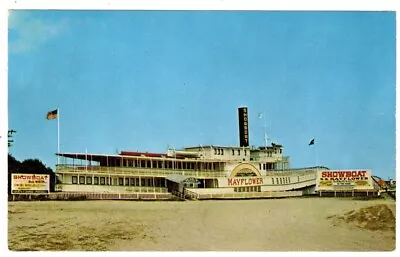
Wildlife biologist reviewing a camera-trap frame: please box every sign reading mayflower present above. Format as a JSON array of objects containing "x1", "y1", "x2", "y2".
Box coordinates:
[
  {"x1": 11, "y1": 174, "x2": 50, "y2": 194},
  {"x1": 316, "y1": 170, "x2": 373, "y2": 191}
]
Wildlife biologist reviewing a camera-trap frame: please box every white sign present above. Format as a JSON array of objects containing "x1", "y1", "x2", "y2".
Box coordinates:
[
  {"x1": 316, "y1": 170, "x2": 373, "y2": 191},
  {"x1": 11, "y1": 174, "x2": 50, "y2": 194}
]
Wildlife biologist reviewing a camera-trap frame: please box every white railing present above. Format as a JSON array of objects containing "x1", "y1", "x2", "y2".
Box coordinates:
[
  {"x1": 56, "y1": 165, "x2": 228, "y2": 178},
  {"x1": 196, "y1": 191, "x2": 303, "y2": 199}
]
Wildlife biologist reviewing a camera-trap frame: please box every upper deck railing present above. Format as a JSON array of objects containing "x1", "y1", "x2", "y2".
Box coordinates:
[{"x1": 56, "y1": 165, "x2": 228, "y2": 178}]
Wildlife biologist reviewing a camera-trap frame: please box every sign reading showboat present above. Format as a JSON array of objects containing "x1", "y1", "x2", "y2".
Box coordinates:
[
  {"x1": 11, "y1": 174, "x2": 50, "y2": 194},
  {"x1": 316, "y1": 170, "x2": 373, "y2": 191}
]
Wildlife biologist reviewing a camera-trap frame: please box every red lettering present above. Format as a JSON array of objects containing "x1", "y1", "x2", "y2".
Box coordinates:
[
  {"x1": 228, "y1": 178, "x2": 233, "y2": 186},
  {"x1": 351, "y1": 171, "x2": 357, "y2": 177},
  {"x1": 338, "y1": 172, "x2": 345, "y2": 178},
  {"x1": 240, "y1": 179, "x2": 245, "y2": 185}
]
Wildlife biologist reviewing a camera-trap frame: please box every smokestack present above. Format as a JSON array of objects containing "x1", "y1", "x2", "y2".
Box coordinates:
[{"x1": 238, "y1": 107, "x2": 249, "y2": 147}]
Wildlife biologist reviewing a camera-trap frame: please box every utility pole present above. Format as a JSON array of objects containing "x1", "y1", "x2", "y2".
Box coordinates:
[{"x1": 8, "y1": 129, "x2": 17, "y2": 147}]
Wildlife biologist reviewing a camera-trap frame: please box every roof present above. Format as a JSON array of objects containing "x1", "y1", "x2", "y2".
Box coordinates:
[
  {"x1": 56, "y1": 152, "x2": 170, "y2": 162},
  {"x1": 56, "y1": 152, "x2": 124, "y2": 162},
  {"x1": 184, "y1": 145, "x2": 251, "y2": 150},
  {"x1": 120, "y1": 151, "x2": 167, "y2": 158}
]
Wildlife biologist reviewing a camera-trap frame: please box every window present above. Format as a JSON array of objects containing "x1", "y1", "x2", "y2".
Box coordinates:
[
  {"x1": 136, "y1": 178, "x2": 140, "y2": 186},
  {"x1": 214, "y1": 148, "x2": 217, "y2": 155},
  {"x1": 280, "y1": 149, "x2": 282, "y2": 154},
  {"x1": 263, "y1": 163, "x2": 266, "y2": 170},
  {"x1": 72, "y1": 176, "x2": 78, "y2": 184},
  {"x1": 232, "y1": 149, "x2": 235, "y2": 155},
  {"x1": 238, "y1": 149, "x2": 241, "y2": 155},
  {"x1": 119, "y1": 178, "x2": 124, "y2": 186},
  {"x1": 244, "y1": 150, "x2": 247, "y2": 156},
  {"x1": 272, "y1": 178, "x2": 274, "y2": 184},
  {"x1": 86, "y1": 177, "x2": 92, "y2": 185},
  {"x1": 94, "y1": 177, "x2": 99, "y2": 185},
  {"x1": 125, "y1": 178, "x2": 129, "y2": 186},
  {"x1": 79, "y1": 176, "x2": 85, "y2": 184},
  {"x1": 221, "y1": 149, "x2": 224, "y2": 155},
  {"x1": 100, "y1": 177, "x2": 105, "y2": 185},
  {"x1": 130, "y1": 178, "x2": 135, "y2": 186}
]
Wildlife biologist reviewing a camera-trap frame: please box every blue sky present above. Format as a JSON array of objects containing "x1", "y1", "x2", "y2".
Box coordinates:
[{"x1": 7, "y1": 11, "x2": 396, "y2": 179}]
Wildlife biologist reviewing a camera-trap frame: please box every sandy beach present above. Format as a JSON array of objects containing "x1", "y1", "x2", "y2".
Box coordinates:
[{"x1": 8, "y1": 197, "x2": 396, "y2": 251}]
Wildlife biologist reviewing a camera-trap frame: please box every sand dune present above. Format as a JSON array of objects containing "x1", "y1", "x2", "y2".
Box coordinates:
[{"x1": 8, "y1": 197, "x2": 396, "y2": 251}]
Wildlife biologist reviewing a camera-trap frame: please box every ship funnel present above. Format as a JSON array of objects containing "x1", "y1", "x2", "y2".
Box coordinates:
[{"x1": 238, "y1": 107, "x2": 249, "y2": 147}]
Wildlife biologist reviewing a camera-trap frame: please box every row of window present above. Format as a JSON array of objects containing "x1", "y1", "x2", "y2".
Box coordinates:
[
  {"x1": 214, "y1": 148, "x2": 225, "y2": 155},
  {"x1": 259, "y1": 163, "x2": 276, "y2": 170},
  {"x1": 234, "y1": 186, "x2": 261, "y2": 192},
  {"x1": 110, "y1": 159, "x2": 220, "y2": 171},
  {"x1": 213, "y1": 148, "x2": 249, "y2": 156},
  {"x1": 271, "y1": 177, "x2": 291, "y2": 185},
  {"x1": 231, "y1": 149, "x2": 247, "y2": 156},
  {"x1": 71, "y1": 176, "x2": 166, "y2": 187}
]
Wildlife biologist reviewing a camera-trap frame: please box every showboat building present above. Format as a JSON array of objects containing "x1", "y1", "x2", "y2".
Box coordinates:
[{"x1": 55, "y1": 107, "x2": 375, "y2": 200}]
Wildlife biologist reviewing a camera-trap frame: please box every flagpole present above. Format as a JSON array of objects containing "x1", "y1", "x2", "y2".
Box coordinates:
[
  {"x1": 259, "y1": 112, "x2": 268, "y2": 148},
  {"x1": 57, "y1": 107, "x2": 60, "y2": 164},
  {"x1": 263, "y1": 114, "x2": 267, "y2": 148}
]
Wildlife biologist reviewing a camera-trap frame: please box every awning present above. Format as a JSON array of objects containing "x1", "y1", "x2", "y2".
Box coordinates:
[
  {"x1": 166, "y1": 174, "x2": 189, "y2": 184},
  {"x1": 166, "y1": 174, "x2": 200, "y2": 185}
]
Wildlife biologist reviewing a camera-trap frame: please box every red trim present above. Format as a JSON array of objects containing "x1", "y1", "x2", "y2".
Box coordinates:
[{"x1": 120, "y1": 151, "x2": 167, "y2": 158}]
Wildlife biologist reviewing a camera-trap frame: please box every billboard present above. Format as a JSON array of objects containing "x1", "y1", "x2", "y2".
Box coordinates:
[
  {"x1": 238, "y1": 107, "x2": 249, "y2": 147},
  {"x1": 316, "y1": 170, "x2": 373, "y2": 191},
  {"x1": 11, "y1": 174, "x2": 50, "y2": 194}
]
